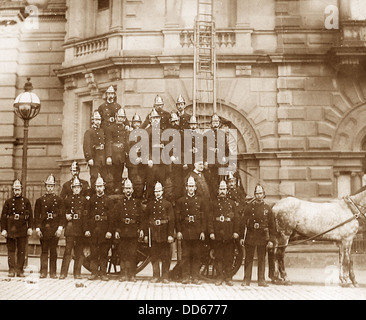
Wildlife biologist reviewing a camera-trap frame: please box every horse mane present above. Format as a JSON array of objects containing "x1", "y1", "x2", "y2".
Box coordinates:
[{"x1": 350, "y1": 186, "x2": 366, "y2": 205}]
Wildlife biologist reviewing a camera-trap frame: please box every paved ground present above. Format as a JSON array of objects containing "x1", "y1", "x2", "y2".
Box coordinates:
[{"x1": 1, "y1": 256, "x2": 366, "y2": 300}]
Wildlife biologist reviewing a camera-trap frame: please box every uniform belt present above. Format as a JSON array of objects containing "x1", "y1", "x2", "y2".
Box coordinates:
[
  {"x1": 94, "y1": 144, "x2": 104, "y2": 150},
  {"x1": 94, "y1": 214, "x2": 108, "y2": 221},
  {"x1": 72, "y1": 213, "x2": 80, "y2": 220},
  {"x1": 184, "y1": 215, "x2": 197, "y2": 222},
  {"x1": 113, "y1": 143, "x2": 124, "y2": 148},
  {"x1": 215, "y1": 216, "x2": 231, "y2": 222},
  {"x1": 45, "y1": 212, "x2": 57, "y2": 220},
  {"x1": 151, "y1": 219, "x2": 168, "y2": 226},
  {"x1": 123, "y1": 217, "x2": 136, "y2": 224},
  {"x1": 8, "y1": 214, "x2": 29, "y2": 221}
]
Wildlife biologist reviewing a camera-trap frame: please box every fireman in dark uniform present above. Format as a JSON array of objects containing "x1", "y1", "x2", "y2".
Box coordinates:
[
  {"x1": 227, "y1": 171, "x2": 247, "y2": 227},
  {"x1": 208, "y1": 180, "x2": 240, "y2": 286},
  {"x1": 97, "y1": 85, "x2": 129, "y2": 131},
  {"x1": 175, "y1": 94, "x2": 191, "y2": 130},
  {"x1": 184, "y1": 160, "x2": 212, "y2": 203},
  {"x1": 105, "y1": 107, "x2": 130, "y2": 193},
  {"x1": 142, "y1": 95, "x2": 171, "y2": 131},
  {"x1": 60, "y1": 161, "x2": 91, "y2": 200},
  {"x1": 114, "y1": 179, "x2": 143, "y2": 282},
  {"x1": 1, "y1": 179, "x2": 33, "y2": 277},
  {"x1": 143, "y1": 181, "x2": 175, "y2": 283},
  {"x1": 204, "y1": 114, "x2": 230, "y2": 192},
  {"x1": 145, "y1": 109, "x2": 167, "y2": 199},
  {"x1": 83, "y1": 110, "x2": 107, "y2": 189},
  {"x1": 165, "y1": 112, "x2": 185, "y2": 203},
  {"x1": 175, "y1": 176, "x2": 208, "y2": 285},
  {"x1": 34, "y1": 174, "x2": 64, "y2": 278},
  {"x1": 85, "y1": 174, "x2": 113, "y2": 281},
  {"x1": 183, "y1": 115, "x2": 205, "y2": 173},
  {"x1": 59, "y1": 176, "x2": 89, "y2": 280},
  {"x1": 126, "y1": 113, "x2": 147, "y2": 199},
  {"x1": 241, "y1": 184, "x2": 274, "y2": 287}
]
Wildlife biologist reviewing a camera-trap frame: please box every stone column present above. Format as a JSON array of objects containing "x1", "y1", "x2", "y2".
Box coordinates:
[
  {"x1": 351, "y1": 171, "x2": 363, "y2": 194},
  {"x1": 110, "y1": 0, "x2": 123, "y2": 31},
  {"x1": 66, "y1": 0, "x2": 85, "y2": 41}
]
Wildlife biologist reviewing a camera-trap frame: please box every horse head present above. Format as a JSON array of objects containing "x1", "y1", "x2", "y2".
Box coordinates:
[{"x1": 349, "y1": 187, "x2": 366, "y2": 220}]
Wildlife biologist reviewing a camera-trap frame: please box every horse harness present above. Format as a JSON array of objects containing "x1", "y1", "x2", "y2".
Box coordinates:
[{"x1": 277, "y1": 195, "x2": 366, "y2": 248}]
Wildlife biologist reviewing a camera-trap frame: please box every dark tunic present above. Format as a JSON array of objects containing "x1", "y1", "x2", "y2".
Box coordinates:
[
  {"x1": 34, "y1": 193, "x2": 63, "y2": 239},
  {"x1": 1, "y1": 196, "x2": 33, "y2": 238}
]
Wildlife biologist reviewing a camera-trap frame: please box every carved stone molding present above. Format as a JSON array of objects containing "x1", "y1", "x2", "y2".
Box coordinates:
[
  {"x1": 164, "y1": 64, "x2": 180, "y2": 78},
  {"x1": 107, "y1": 68, "x2": 121, "y2": 81},
  {"x1": 64, "y1": 76, "x2": 77, "y2": 90},
  {"x1": 84, "y1": 72, "x2": 99, "y2": 95}
]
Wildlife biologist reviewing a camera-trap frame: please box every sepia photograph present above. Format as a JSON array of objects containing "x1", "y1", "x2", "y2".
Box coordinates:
[{"x1": 0, "y1": 0, "x2": 366, "y2": 306}]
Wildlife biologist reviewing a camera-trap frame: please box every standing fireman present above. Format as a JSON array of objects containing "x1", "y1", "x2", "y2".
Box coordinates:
[
  {"x1": 1, "y1": 179, "x2": 33, "y2": 277},
  {"x1": 208, "y1": 180, "x2": 239, "y2": 286},
  {"x1": 241, "y1": 184, "x2": 274, "y2": 287},
  {"x1": 114, "y1": 179, "x2": 143, "y2": 282},
  {"x1": 60, "y1": 161, "x2": 91, "y2": 200},
  {"x1": 59, "y1": 176, "x2": 89, "y2": 279},
  {"x1": 83, "y1": 110, "x2": 107, "y2": 189},
  {"x1": 105, "y1": 107, "x2": 130, "y2": 194},
  {"x1": 175, "y1": 176, "x2": 208, "y2": 285},
  {"x1": 143, "y1": 181, "x2": 175, "y2": 283},
  {"x1": 85, "y1": 174, "x2": 113, "y2": 281},
  {"x1": 34, "y1": 174, "x2": 64, "y2": 278}
]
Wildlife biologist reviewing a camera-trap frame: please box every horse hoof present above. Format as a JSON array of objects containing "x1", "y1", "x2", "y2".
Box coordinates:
[
  {"x1": 352, "y1": 282, "x2": 359, "y2": 288},
  {"x1": 340, "y1": 282, "x2": 352, "y2": 288}
]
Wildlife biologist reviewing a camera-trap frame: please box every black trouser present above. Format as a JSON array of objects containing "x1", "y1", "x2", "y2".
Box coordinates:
[
  {"x1": 181, "y1": 239, "x2": 202, "y2": 280},
  {"x1": 7, "y1": 237, "x2": 27, "y2": 274},
  {"x1": 40, "y1": 237, "x2": 59, "y2": 276},
  {"x1": 150, "y1": 242, "x2": 171, "y2": 280},
  {"x1": 110, "y1": 163, "x2": 125, "y2": 191},
  {"x1": 129, "y1": 166, "x2": 147, "y2": 199},
  {"x1": 212, "y1": 240, "x2": 234, "y2": 281},
  {"x1": 89, "y1": 239, "x2": 111, "y2": 276},
  {"x1": 60, "y1": 236, "x2": 84, "y2": 277},
  {"x1": 244, "y1": 243, "x2": 266, "y2": 284},
  {"x1": 267, "y1": 247, "x2": 275, "y2": 280},
  {"x1": 118, "y1": 238, "x2": 138, "y2": 277}
]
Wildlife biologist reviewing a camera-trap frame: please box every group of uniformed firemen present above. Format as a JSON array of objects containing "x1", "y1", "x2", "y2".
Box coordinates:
[{"x1": 0, "y1": 86, "x2": 278, "y2": 287}]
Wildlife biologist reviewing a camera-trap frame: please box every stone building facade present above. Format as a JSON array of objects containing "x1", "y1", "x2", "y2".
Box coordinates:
[{"x1": 1, "y1": 0, "x2": 366, "y2": 203}]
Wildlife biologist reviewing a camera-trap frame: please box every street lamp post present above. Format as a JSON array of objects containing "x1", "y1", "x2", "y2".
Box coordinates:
[{"x1": 13, "y1": 78, "x2": 41, "y2": 197}]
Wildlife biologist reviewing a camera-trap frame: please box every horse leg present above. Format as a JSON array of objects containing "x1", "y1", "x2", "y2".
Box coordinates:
[
  {"x1": 338, "y1": 243, "x2": 347, "y2": 286},
  {"x1": 275, "y1": 233, "x2": 291, "y2": 285},
  {"x1": 349, "y1": 251, "x2": 358, "y2": 287},
  {"x1": 339, "y1": 241, "x2": 353, "y2": 287},
  {"x1": 344, "y1": 240, "x2": 358, "y2": 287}
]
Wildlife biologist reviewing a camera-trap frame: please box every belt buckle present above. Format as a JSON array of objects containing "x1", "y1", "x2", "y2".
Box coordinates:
[
  {"x1": 219, "y1": 215, "x2": 225, "y2": 222},
  {"x1": 109, "y1": 117, "x2": 115, "y2": 123},
  {"x1": 47, "y1": 212, "x2": 53, "y2": 220},
  {"x1": 95, "y1": 215, "x2": 101, "y2": 221},
  {"x1": 254, "y1": 222, "x2": 260, "y2": 229},
  {"x1": 188, "y1": 215, "x2": 195, "y2": 222},
  {"x1": 155, "y1": 219, "x2": 161, "y2": 226},
  {"x1": 14, "y1": 214, "x2": 20, "y2": 220},
  {"x1": 100, "y1": 144, "x2": 104, "y2": 150},
  {"x1": 125, "y1": 217, "x2": 131, "y2": 224},
  {"x1": 73, "y1": 213, "x2": 79, "y2": 220}
]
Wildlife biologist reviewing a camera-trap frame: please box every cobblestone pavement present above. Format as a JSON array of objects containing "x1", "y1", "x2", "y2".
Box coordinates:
[
  {"x1": 1, "y1": 256, "x2": 366, "y2": 300},
  {"x1": 1, "y1": 272, "x2": 366, "y2": 300}
]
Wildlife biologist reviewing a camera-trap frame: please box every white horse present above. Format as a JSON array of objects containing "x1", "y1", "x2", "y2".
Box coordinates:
[{"x1": 271, "y1": 189, "x2": 366, "y2": 287}]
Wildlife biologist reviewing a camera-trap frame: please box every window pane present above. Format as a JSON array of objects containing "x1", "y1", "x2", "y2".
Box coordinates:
[{"x1": 98, "y1": 0, "x2": 109, "y2": 10}]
